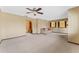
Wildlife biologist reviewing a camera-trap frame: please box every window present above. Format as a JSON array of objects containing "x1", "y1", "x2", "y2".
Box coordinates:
[
  {"x1": 50, "y1": 21, "x2": 56, "y2": 28},
  {"x1": 58, "y1": 21, "x2": 67, "y2": 28}
]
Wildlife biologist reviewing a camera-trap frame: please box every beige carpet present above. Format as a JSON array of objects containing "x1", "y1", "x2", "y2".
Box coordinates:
[{"x1": 0, "y1": 33, "x2": 78, "y2": 53}]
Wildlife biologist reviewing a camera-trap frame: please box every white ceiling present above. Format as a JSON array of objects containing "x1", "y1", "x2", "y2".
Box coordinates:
[{"x1": 0, "y1": 6, "x2": 75, "y2": 20}]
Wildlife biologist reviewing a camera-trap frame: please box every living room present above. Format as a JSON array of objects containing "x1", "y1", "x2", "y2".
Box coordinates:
[{"x1": 0, "y1": 6, "x2": 79, "y2": 53}]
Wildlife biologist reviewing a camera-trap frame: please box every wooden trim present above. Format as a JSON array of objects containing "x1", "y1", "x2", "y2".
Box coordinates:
[
  {"x1": 50, "y1": 18, "x2": 68, "y2": 22},
  {"x1": 58, "y1": 21, "x2": 59, "y2": 28},
  {"x1": 68, "y1": 41, "x2": 79, "y2": 45},
  {"x1": 50, "y1": 22, "x2": 51, "y2": 28},
  {"x1": 65, "y1": 21, "x2": 67, "y2": 28}
]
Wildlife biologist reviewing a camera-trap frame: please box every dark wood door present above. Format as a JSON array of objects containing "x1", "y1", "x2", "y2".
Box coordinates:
[{"x1": 28, "y1": 21, "x2": 32, "y2": 33}]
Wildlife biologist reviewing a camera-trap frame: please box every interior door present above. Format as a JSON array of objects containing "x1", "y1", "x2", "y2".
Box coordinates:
[
  {"x1": 29, "y1": 21, "x2": 32, "y2": 33},
  {"x1": 28, "y1": 21, "x2": 32, "y2": 33}
]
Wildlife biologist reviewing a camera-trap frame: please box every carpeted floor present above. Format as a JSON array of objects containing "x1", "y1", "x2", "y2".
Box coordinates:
[{"x1": 0, "y1": 33, "x2": 79, "y2": 53}]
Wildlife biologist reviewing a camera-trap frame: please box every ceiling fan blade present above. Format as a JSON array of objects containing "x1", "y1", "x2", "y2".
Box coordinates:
[
  {"x1": 26, "y1": 12, "x2": 33, "y2": 14},
  {"x1": 37, "y1": 12, "x2": 43, "y2": 15},
  {"x1": 36, "y1": 8, "x2": 42, "y2": 11},
  {"x1": 26, "y1": 8, "x2": 33, "y2": 11}
]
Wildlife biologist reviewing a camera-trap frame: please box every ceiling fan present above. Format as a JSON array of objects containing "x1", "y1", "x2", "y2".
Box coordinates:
[{"x1": 26, "y1": 8, "x2": 43, "y2": 16}]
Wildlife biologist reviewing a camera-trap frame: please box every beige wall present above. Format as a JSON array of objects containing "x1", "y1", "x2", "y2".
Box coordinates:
[
  {"x1": 26, "y1": 17, "x2": 49, "y2": 33},
  {"x1": 38, "y1": 19, "x2": 49, "y2": 33},
  {"x1": 0, "y1": 12, "x2": 27, "y2": 41},
  {"x1": 68, "y1": 7, "x2": 79, "y2": 44}
]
